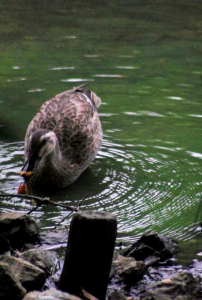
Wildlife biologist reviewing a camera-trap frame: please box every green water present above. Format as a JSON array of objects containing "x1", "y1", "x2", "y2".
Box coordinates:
[{"x1": 0, "y1": 1, "x2": 202, "y2": 262}]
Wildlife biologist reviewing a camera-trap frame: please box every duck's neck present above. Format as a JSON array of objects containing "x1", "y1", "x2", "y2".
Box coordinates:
[{"x1": 31, "y1": 144, "x2": 78, "y2": 188}]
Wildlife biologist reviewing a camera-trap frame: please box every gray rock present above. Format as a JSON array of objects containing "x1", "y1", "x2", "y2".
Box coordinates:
[
  {"x1": 108, "y1": 290, "x2": 127, "y2": 300},
  {"x1": 0, "y1": 212, "x2": 39, "y2": 248},
  {"x1": 40, "y1": 229, "x2": 68, "y2": 246},
  {"x1": 124, "y1": 230, "x2": 177, "y2": 264},
  {"x1": 111, "y1": 255, "x2": 145, "y2": 284},
  {"x1": 0, "y1": 261, "x2": 26, "y2": 300},
  {"x1": 22, "y1": 288, "x2": 82, "y2": 300},
  {"x1": 20, "y1": 248, "x2": 58, "y2": 276},
  {"x1": 0, "y1": 255, "x2": 46, "y2": 292},
  {"x1": 140, "y1": 271, "x2": 202, "y2": 300}
]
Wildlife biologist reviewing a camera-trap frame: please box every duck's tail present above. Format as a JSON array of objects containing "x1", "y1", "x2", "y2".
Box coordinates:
[
  {"x1": 56, "y1": 84, "x2": 102, "y2": 109},
  {"x1": 74, "y1": 84, "x2": 101, "y2": 109}
]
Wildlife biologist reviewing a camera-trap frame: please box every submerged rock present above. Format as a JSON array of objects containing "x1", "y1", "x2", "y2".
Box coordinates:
[
  {"x1": 0, "y1": 255, "x2": 46, "y2": 292},
  {"x1": 22, "y1": 288, "x2": 82, "y2": 300},
  {"x1": 0, "y1": 212, "x2": 39, "y2": 249},
  {"x1": 0, "y1": 261, "x2": 26, "y2": 300},
  {"x1": 124, "y1": 230, "x2": 177, "y2": 264},
  {"x1": 140, "y1": 271, "x2": 202, "y2": 300}
]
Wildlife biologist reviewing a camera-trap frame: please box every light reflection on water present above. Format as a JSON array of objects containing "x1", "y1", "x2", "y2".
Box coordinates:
[{"x1": 0, "y1": 136, "x2": 202, "y2": 245}]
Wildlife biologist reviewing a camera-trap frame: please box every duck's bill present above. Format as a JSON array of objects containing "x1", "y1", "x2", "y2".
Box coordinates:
[
  {"x1": 20, "y1": 153, "x2": 41, "y2": 180},
  {"x1": 20, "y1": 170, "x2": 34, "y2": 178}
]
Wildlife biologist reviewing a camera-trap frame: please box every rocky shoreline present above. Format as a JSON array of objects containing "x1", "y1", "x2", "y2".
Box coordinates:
[{"x1": 0, "y1": 211, "x2": 201, "y2": 300}]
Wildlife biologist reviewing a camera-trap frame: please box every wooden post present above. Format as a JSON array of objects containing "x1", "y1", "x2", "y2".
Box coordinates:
[{"x1": 58, "y1": 210, "x2": 117, "y2": 300}]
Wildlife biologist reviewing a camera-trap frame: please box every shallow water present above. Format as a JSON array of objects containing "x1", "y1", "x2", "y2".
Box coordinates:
[{"x1": 1, "y1": 1, "x2": 202, "y2": 263}]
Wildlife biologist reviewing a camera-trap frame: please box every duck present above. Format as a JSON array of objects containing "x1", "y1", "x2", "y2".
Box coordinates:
[{"x1": 20, "y1": 84, "x2": 103, "y2": 189}]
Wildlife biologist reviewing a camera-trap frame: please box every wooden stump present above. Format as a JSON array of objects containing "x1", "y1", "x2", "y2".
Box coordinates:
[{"x1": 58, "y1": 210, "x2": 117, "y2": 300}]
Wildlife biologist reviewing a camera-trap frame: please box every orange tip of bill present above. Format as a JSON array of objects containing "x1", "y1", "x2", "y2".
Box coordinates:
[
  {"x1": 18, "y1": 183, "x2": 28, "y2": 194},
  {"x1": 20, "y1": 170, "x2": 34, "y2": 177}
]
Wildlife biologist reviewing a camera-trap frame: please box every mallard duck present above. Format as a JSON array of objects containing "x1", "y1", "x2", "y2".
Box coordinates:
[{"x1": 20, "y1": 84, "x2": 103, "y2": 189}]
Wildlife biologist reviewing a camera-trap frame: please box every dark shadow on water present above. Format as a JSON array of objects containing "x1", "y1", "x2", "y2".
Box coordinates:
[{"x1": 28, "y1": 166, "x2": 106, "y2": 202}]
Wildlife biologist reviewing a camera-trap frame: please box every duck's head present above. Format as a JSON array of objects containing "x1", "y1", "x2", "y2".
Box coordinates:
[{"x1": 20, "y1": 129, "x2": 57, "y2": 181}]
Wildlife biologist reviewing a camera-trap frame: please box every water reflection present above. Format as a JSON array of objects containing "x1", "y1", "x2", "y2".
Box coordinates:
[
  {"x1": 0, "y1": 142, "x2": 24, "y2": 191},
  {"x1": 61, "y1": 78, "x2": 94, "y2": 82},
  {"x1": 28, "y1": 88, "x2": 45, "y2": 92},
  {"x1": 115, "y1": 66, "x2": 139, "y2": 69},
  {"x1": 124, "y1": 111, "x2": 164, "y2": 117},
  {"x1": 94, "y1": 74, "x2": 124, "y2": 78},
  {"x1": 49, "y1": 67, "x2": 75, "y2": 70}
]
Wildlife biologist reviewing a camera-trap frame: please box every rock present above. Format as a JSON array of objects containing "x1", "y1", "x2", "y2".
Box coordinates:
[
  {"x1": 111, "y1": 255, "x2": 145, "y2": 285},
  {"x1": 0, "y1": 261, "x2": 26, "y2": 300},
  {"x1": 140, "y1": 271, "x2": 202, "y2": 300},
  {"x1": 0, "y1": 235, "x2": 10, "y2": 256},
  {"x1": 22, "y1": 288, "x2": 82, "y2": 300},
  {"x1": 40, "y1": 229, "x2": 68, "y2": 248},
  {"x1": 0, "y1": 212, "x2": 39, "y2": 249},
  {"x1": 108, "y1": 290, "x2": 127, "y2": 300},
  {"x1": 0, "y1": 255, "x2": 46, "y2": 292},
  {"x1": 20, "y1": 249, "x2": 58, "y2": 277},
  {"x1": 124, "y1": 230, "x2": 177, "y2": 264}
]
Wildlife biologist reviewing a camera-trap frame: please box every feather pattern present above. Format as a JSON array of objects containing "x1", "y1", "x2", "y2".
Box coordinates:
[{"x1": 22, "y1": 85, "x2": 102, "y2": 189}]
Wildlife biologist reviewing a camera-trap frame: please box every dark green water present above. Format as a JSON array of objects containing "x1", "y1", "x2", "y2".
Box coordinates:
[{"x1": 1, "y1": 1, "x2": 202, "y2": 262}]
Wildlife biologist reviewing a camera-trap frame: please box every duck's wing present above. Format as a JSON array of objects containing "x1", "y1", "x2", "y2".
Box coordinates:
[{"x1": 55, "y1": 90, "x2": 102, "y2": 165}]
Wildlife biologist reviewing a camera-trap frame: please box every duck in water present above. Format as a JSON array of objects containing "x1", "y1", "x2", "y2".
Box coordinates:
[{"x1": 20, "y1": 84, "x2": 102, "y2": 190}]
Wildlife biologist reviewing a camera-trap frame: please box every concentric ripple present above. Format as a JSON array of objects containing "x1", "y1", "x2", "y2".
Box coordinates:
[
  {"x1": 85, "y1": 139, "x2": 202, "y2": 243},
  {"x1": 0, "y1": 139, "x2": 202, "y2": 243},
  {"x1": 0, "y1": 142, "x2": 38, "y2": 214}
]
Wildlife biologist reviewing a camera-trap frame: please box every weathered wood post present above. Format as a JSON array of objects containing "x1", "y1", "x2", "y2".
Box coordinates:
[{"x1": 58, "y1": 210, "x2": 117, "y2": 300}]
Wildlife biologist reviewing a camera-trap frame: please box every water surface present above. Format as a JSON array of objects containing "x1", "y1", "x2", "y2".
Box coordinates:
[{"x1": 1, "y1": 0, "x2": 202, "y2": 263}]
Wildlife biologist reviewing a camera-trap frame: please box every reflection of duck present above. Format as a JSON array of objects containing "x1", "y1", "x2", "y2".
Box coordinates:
[{"x1": 20, "y1": 84, "x2": 103, "y2": 189}]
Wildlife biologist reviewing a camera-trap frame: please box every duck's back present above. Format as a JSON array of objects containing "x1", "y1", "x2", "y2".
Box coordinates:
[{"x1": 25, "y1": 85, "x2": 102, "y2": 169}]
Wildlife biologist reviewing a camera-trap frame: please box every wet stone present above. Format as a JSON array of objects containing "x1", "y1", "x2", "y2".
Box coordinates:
[
  {"x1": 111, "y1": 255, "x2": 146, "y2": 285},
  {"x1": 22, "y1": 288, "x2": 82, "y2": 300},
  {"x1": 0, "y1": 212, "x2": 39, "y2": 249},
  {"x1": 20, "y1": 248, "x2": 58, "y2": 277},
  {"x1": 140, "y1": 271, "x2": 202, "y2": 300},
  {"x1": 124, "y1": 230, "x2": 177, "y2": 265},
  {"x1": 108, "y1": 290, "x2": 127, "y2": 300},
  {"x1": 0, "y1": 255, "x2": 46, "y2": 292},
  {"x1": 0, "y1": 261, "x2": 26, "y2": 300},
  {"x1": 40, "y1": 229, "x2": 68, "y2": 247}
]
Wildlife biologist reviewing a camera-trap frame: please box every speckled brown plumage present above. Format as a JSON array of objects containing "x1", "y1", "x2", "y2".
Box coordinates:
[{"x1": 22, "y1": 85, "x2": 102, "y2": 189}]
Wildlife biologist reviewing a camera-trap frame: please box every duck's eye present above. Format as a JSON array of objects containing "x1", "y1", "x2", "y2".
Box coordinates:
[{"x1": 40, "y1": 138, "x2": 47, "y2": 145}]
